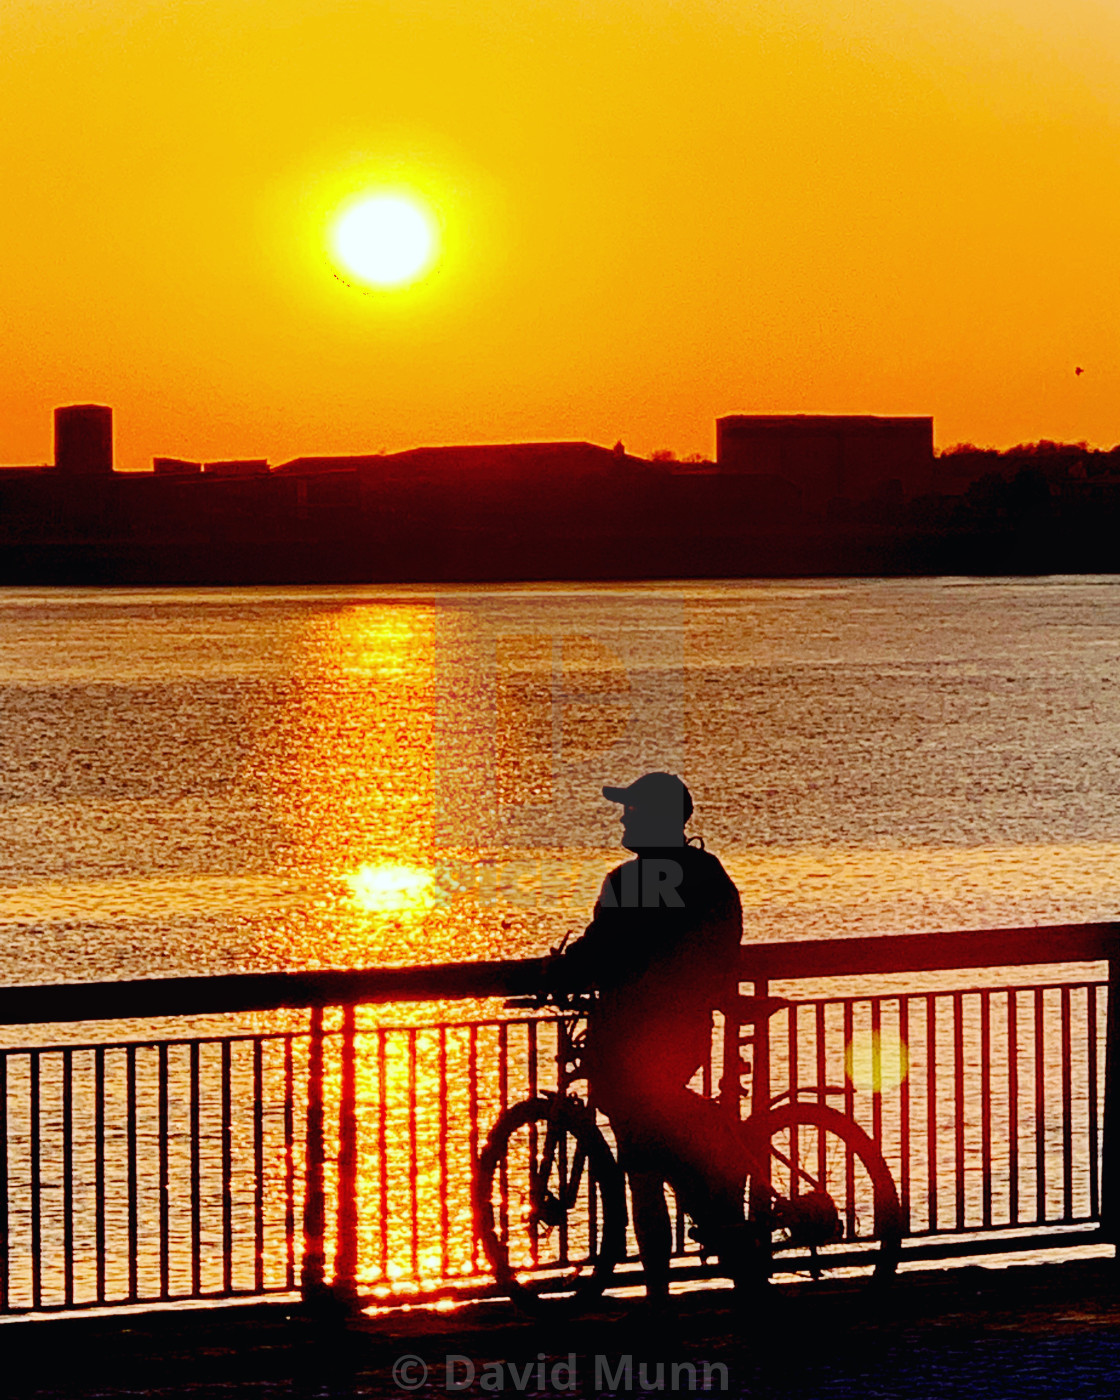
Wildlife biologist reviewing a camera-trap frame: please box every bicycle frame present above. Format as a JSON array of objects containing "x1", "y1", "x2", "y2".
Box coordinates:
[
  {"x1": 515, "y1": 1015, "x2": 595, "y2": 1256},
  {"x1": 534, "y1": 1113, "x2": 590, "y2": 1216},
  {"x1": 767, "y1": 1084, "x2": 851, "y2": 1109},
  {"x1": 544, "y1": 1007, "x2": 788, "y2": 1213},
  {"x1": 480, "y1": 997, "x2": 901, "y2": 1297}
]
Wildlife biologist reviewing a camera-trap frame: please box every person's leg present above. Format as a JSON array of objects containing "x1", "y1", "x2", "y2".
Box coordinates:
[
  {"x1": 686, "y1": 1098, "x2": 771, "y2": 1295},
  {"x1": 639, "y1": 1088, "x2": 766, "y2": 1294},
  {"x1": 651, "y1": 1088, "x2": 746, "y2": 1230},
  {"x1": 627, "y1": 1168, "x2": 672, "y2": 1303},
  {"x1": 597, "y1": 1090, "x2": 675, "y2": 1306},
  {"x1": 600, "y1": 1069, "x2": 747, "y2": 1302}
]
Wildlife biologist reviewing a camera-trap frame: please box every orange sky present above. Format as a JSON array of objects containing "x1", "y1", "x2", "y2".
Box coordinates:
[{"x1": 1, "y1": 0, "x2": 1118, "y2": 471}]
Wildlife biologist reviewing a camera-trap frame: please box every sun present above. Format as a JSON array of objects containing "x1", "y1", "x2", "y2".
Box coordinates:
[{"x1": 330, "y1": 193, "x2": 436, "y2": 289}]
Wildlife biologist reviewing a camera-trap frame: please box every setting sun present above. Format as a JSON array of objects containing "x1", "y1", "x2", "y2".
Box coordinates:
[{"x1": 331, "y1": 193, "x2": 436, "y2": 289}]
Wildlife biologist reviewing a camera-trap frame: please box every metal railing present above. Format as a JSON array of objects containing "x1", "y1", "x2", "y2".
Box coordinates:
[
  {"x1": 0, "y1": 923, "x2": 1115, "y2": 1315},
  {"x1": 737, "y1": 981, "x2": 1105, "y2": 1251},
  {"x1": 0, "y1": 1030, "x2": 304, "y2": 1311},
  {"x1": 737, "y1": 921, "x2": 1119, "y2": 1263}
]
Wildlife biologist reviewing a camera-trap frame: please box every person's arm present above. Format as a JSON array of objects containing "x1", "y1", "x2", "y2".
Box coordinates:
[
  {"x1": 716, "y1": 882, "x2": 744, "y2": 1009},
  {"x1": 542, "y1": 871, "x2": 620, "y2": 992},
  {"x1": 678, "y1": 864, "x2": 743, "y2": 1012}
]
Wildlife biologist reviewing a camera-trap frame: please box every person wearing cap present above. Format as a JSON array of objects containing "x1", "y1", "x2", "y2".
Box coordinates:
[{"x1": 547, "y1": 772, "x2": 745, "y2": 1306}]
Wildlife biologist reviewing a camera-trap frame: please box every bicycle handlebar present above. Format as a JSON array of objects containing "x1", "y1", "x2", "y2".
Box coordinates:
[
  {"x1": 725, "y1": 994, "x2": 793, "y2": 1023},
  {"x1": 503, "y1": 990, "x2": 597, "y2": 1014},
  {"x1": 504, "y1": 992, "x2": 793, "y2": 1019}
]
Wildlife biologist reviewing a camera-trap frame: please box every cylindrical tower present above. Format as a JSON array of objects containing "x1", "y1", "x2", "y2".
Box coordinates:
[{"x1": 55, "y1": 404, "x2": 113, "y2": 475}]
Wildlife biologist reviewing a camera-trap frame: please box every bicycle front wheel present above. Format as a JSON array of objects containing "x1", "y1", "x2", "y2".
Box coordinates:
[
  {"x1": 474, "y1": 1096, "x2": 627, "y2": 1316},
  {"x1": 742, "y1": 1101, "x2": 902, "y2": 1288}
]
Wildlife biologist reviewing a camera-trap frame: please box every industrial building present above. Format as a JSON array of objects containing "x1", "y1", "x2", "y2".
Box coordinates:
[
  {"x1": 54, "y1": 404, "x2": 114, "y2": 475},
  {"x1": 717, "y1": 414, "x2": 935, "y2": 507}
]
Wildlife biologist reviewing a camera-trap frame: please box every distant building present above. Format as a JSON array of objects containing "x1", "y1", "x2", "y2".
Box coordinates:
[
  {"x1": 272, "y1": 454, "x2": 384, "y2": 475},
  {"x1": 272, "y1": 441, "x2": 653, "y2": 516},
  {"x1": 8, "y1": 398, "x2": 1120, "y2": 582},
  {"x1": 153, "y1": 457, "x2": 202, "y2": 476},
  {"x1": 203, "y1": 459, "x2": 270, "y2": 477},
  {"x1": 716, "y1": 414, "x2": 934, "y2": 507},
  {"x1": 274, "y1": 441, "x2": 637, "y2": 479},
  {"x1": 55, "y1": 404, "x2": 113, "y2": 475}
]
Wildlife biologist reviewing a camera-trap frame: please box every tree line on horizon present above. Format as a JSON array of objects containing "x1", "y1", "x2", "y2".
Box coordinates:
[{"x1": 940, "y1": 439, "x2": 1120, "y2": 461}]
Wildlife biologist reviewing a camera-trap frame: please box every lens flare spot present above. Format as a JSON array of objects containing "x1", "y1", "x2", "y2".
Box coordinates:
[{"x1": 845, "y1": 1030, "x2": 909, "y2": 1094}]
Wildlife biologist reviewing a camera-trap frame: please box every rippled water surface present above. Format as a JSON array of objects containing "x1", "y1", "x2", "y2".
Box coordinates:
[
  {"x1": 2, "y1": 578, "x2": 1119, "y2": 989},
  {"x1": 3, "y1": 579, "x2": 1119, "y2": 1302}
]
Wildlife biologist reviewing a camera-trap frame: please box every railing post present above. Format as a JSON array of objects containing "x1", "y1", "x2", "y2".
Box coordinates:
[
  {"x1": 753, "y1": 979, "x2": 772, "y2": 1114},
  {"x1": 0, "y1": 1053, "x2": 7, "y2": 1313},
  {"x1": 301, "y1": 1005, "x2": 327, "y2": 1303},
  {"x1": 748, "y1": 978, "x2": 772, "y2": 1229},
  {"x1": 334, "y1": 1004, "x2": 360, "y2": 1305},
  {"x1": 719, "y1": 1008, "x2": 739, "y2": 1112},
  {"x1": 1102, "y1": 943, "x2": 1120, "y2": 1250}
]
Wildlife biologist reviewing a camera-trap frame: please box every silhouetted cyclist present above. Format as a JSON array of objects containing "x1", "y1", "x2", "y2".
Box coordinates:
[{"x1": 546, "y1": 772, "x2": 746, "y2": 1306}]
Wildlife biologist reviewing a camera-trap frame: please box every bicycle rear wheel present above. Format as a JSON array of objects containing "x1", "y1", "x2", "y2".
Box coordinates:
[
  {"x1": 474, "y1": 1096, "x2": 627, "y2": 1316},
  {"x1": 742, "y1": 1101, "x2": 902, "y2": 1288}
]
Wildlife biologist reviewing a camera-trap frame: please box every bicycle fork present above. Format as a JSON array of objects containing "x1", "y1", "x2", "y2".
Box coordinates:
[{"x1": 529, "y1": 1111, "x2": 590, "y2": 1260}]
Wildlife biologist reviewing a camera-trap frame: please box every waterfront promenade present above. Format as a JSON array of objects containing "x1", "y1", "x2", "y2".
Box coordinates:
[
  {"x1": 3, "y1": 1256, "x2": 1118, "y2": 1398},
  {"x1": 0, "y1": 919, "x2": 1115, "y2": 1400}
]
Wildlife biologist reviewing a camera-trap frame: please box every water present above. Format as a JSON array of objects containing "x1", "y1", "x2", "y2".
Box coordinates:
[
  {"x1": 3, "y1": 577, "x2": 1119, "y2": 1305},
  {"x1": 2, "y1": 578, "x2": 1119, "y2": 991}
]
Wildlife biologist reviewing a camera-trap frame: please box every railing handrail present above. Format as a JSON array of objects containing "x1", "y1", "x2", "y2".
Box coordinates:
[
  {"x1": 0, "y1": 921, "x2": 1117, "y2": 1026},
  {"x1": 739, "y1": 921, "x2": 1120, "y2": 980},
  {"x1": 0, "y1": 959, "x2": 547, "y2": 1027}
]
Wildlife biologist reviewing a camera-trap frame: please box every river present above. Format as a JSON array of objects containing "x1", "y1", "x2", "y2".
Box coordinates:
[
  {"x1": 3, "y1": 578, "x2": 1119, "y2": 1302},
  {"x1": 2, "y1": 578, "x2": 1119, "y2": 990}
]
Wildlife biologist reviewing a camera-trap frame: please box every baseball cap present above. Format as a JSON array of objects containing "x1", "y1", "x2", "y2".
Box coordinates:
[{"x1": 602, "y1": 771, "x2": 694, "y2": 824}]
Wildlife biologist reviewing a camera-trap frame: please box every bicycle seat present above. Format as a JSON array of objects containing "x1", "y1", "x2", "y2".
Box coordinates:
[{"x1": 724, "y1": 995, "x2": 792, "y2": 1024}]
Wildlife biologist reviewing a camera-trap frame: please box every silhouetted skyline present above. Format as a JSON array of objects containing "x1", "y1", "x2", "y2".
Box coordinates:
[{"x1": 3, "y1": 403, "x2": 1120, "y2": 583}]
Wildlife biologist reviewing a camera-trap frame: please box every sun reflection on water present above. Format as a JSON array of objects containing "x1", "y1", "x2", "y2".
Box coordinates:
[{"x1": 345, "y1": 863, "x2": 436, "y2": 916}]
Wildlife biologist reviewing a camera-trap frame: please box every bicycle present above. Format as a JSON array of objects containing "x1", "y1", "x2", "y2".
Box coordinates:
[{"x1": 472, "y1": 988, "x2": 902, "y2": 1315}]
